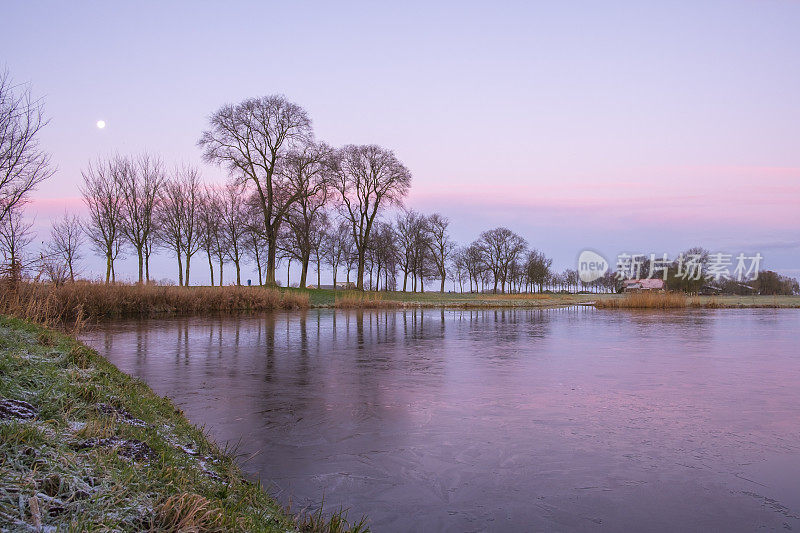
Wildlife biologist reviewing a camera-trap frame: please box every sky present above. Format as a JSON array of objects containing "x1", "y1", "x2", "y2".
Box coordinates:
[{"x1": 3, "y1": 0, "x2": 799, "y2": 284}]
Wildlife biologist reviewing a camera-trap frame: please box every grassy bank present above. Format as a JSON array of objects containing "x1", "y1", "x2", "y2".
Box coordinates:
[
  {"x1": 594, "y1": 292, "x2": 800, "y2": 309},
  {"x1": 0, "y1": 316, "x2": 367, "y2": 532},
  {"x1": 0, "y1": 282, "x2": 309, "y2": 327},
  {"x1": 289, "y1": 288, "x2": 603, "y2": 308}
]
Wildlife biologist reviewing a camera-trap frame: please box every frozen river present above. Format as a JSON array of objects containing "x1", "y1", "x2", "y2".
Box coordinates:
[{"x1": 82, "y1": 308, "x2": 800, "y2": 532}]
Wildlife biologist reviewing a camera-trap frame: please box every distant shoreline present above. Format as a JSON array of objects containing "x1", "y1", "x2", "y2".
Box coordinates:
[{"x1": 2, "y1": 282, "x2": 798, "y2": 332}]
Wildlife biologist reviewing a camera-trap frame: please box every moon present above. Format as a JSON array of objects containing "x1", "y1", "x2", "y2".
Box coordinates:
[{"x1": 96, "y1": 120, "x2": 106, "y2": 129}]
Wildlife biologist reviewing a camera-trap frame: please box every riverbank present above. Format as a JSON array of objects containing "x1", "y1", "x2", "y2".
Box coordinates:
[
  {"x1": 299, "y1": 288, "x2": 602, "y2": 308},
  {"x1": 593, "y1": 293, "x2": 800, "y2": 309},
  {"x1": 2, "y1": 283, "x2": 798, "y2": 331},
  {"x1": 292, "y1": 288, "x2": 800, "y2": 309},
  {"x1": 0, "y1": 316, "x2": 367, "y2": 532}
]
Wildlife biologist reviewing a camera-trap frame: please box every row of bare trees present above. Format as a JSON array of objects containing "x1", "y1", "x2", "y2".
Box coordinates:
[
  {"x1": 0, "y1": 70, "x2": 568, "y2": 294},
  {"x1": 59, "y1": 94, "x2": 412, "y2": 288},
  {"x1": 0, "y1": 70, "x2": 585, "y2": 293}
]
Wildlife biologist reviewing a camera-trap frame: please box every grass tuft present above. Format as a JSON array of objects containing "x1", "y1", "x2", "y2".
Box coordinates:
[{"x1": 153, "y1": 492, "x2": 224, "y2": 531}]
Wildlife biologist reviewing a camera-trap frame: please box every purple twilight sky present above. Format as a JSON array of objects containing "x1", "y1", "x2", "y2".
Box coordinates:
[{"x1": 3, "y1": 1, "x2": 799, "y2": 284}]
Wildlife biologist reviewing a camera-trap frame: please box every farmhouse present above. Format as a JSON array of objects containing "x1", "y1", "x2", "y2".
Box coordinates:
[{"x1": 622, "y1": 278, "x2": 666, "y2": 292}]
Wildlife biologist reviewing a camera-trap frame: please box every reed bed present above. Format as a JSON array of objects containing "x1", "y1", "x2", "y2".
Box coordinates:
[
  {"x1": 595, "y1": 291, "x2": 688, "y2": 309},
  {"x1": 0, "y1": 281, "x2": 309, "y2": 328},
  {"x1": 334, "y1": 291, "x2": 404, "y2": 309}
]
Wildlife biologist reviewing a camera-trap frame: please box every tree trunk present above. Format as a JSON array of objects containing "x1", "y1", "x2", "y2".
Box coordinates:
[
  {"x1": 440, "y1": 276, "x2": 445, "y2": 293},
  {"x1": 235, "y1": 260, "x2": 241, "y2": 286},
  {"x1": 265, "y1": 232, "x2": 278, "y2": 286},
  {"x1": 356, "y1": 247, "x2": 366, "y2": 290},
  {"x1": 207, "y1": 251, "x2": 214, "y2": 286},
  {"x1": 185, "y1": 254, "x2": 191, "y2": 287},
  {"x1": 299, "y1": 253, "x2": 309, "y2": 288},
  {"x1": 253, "y1": 242, "x2": 262, "y2": 285},
  {"x1": 105, "y1": 254, "x2": 112, "y2": 284},
  {"x1": 137, "y1": 247, "x2": 144, "y2": 284},
  {"x1": 177, "y1": 253, "x2": 184, "y2": 286}
]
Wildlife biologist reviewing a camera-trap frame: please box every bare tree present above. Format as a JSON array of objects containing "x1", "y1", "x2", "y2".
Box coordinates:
[
  {"x1": 219, "y1": 182, "x2": 248, "y2": 285},
  {"x1": 322, "y1": 220, "x2": 350, "y2": 288},
  {"x1": 411, "y1": 217, "x2": 434, "y2": 292},
  {"x1": 425, "y1": 213, "x2": 455, "y2": 293},
  {"x1": 366, "y1": 221, "x2": 398, "y2": 291},
  {"x1": 198, "y1": 186, "x2": 226, "y2": 286},
  {"x1": 331, "y1": 144, "x2": 411, "y2": 290},
  {"x1": 198, "y1": 95, "x2": 313, "y2": 286},
  {"x1": 310, "y1": 211, "x2": 330, "y2": 288},
  {"x1": 395, "y1": 209, "x2": 425, "y2": 292},
  {"x1": 0, "y1": 207, "x2": 34, "y2": 281},
  {"x1": 157, "y1": 165, "x2": 203, "y2": 286},
  {"x1": 275, "y1": 143, "x2": 333, "y2": 288},
  {"x1": 476, "y1": 227, "x2": 527, "y2": 293},
  {"x1": 81, "y1": 157, "x2": 125, "y2": 283},
  {"x1": 117, "y1": 154, "x2": 165, "y2": 283},
  {"x1": 48, "y1": 212, "x2": 83, "y2": 282},
  {"x1": 450, "y1": 247, "x2": 469, "y2": 293},
  {"x1": 39, "y1": 254, "x2": 69, "y2": 286},
  {"x1": 462, "y1": 243, "x2": 485, "y2": 293},
  {"x1": 524, "y1": 249, "x2": 552, "y2": 293},
  {"x1": 243, "y1": 194, "x2": 269, "y2": 285},
  {"x1": 0, "y1": 70, "x2": 54, "y2": 224}
]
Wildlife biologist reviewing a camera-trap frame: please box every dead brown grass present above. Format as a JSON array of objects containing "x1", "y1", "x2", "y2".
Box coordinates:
[
  {"x1": 595, "y1": 291, "x2": 688, "y2": 309},
  {"x1": 691, "y1": 296, "x2": 722, "y2": 308},
  {"x1": 334, "y1": 291, "x2": 404, "y2": 309},
  {"x1": 0, "y1": 281, "x2": 309, "y2": 328},
  {"x1": 153, "y1": 493, "x2": 224, "y2": 532}
]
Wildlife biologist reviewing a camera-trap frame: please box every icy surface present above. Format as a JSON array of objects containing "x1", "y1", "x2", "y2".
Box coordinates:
[{"x1": 82, "y1": 308, "x2": 800, "y2": 532}]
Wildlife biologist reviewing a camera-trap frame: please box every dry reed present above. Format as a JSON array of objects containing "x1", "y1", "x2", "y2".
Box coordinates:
[
  {"x1": 0, "y1": 280, "x2": 309, "y2": 328},
  {"x1": 595, "y1": 291, "x2": 688, "y2": 309},
  {"x1": 334, "y1": 291, "x2": 404, "y2": 309}
]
